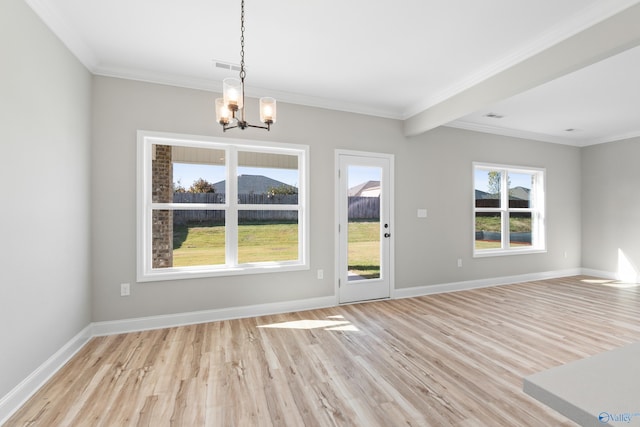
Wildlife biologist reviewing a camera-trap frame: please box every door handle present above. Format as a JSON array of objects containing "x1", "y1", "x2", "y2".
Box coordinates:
[{"x1": 384, "y1": 232, "x2": 391, "y2": 238}]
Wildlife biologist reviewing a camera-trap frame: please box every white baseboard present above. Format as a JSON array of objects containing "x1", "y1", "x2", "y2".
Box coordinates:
[
  {"x1": 394, "y1": 268, "x2": 583, "y2": 299},
  {"x1": 0, "y1": 324, "x2": 93, "y2": 426},
  {"x1": 581, "y1": 268, "x2": 618, "y2": 280},
  {"x1": 91, "y1": 295, "x2": 337, "y2": 336}
]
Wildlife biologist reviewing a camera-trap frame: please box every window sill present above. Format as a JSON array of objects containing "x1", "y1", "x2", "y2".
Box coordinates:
[
  {"x1": 137, "y1": 262, "x2": 309, "y2": 282},
  {"x1": 473, "y1": 248, "x2": 547, "y2": 258}
]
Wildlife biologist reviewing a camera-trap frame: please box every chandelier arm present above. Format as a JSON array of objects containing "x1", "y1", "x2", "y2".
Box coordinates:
[
  {"x1": 246, "y1": 123, "x2": 271, "y2": 131},
  {"x1": 222, "y1": 124, "x2": 239, "y2": 132}
]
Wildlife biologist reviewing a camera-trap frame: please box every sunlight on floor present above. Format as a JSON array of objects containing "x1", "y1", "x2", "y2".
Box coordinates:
[
  {"x1": 600, "y1": 282, "x2": 640, "y2": 289},
  {"x1": 258, "y1": 315, "x2": 360, "y2": 331},
  {"x1": 617, "y1": 248, "x2": 639, "y2": 284},
  {"x1": 581, "y1": 279, "x2": 640, "y2": 289},
  {"x1": 581, "y1": 249, "x2": 640, "y2": 289}
]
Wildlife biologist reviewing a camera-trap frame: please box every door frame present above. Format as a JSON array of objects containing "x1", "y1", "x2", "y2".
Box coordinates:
[{"x1": 334, "y1": 149, "x2": 395, "y2": 304}]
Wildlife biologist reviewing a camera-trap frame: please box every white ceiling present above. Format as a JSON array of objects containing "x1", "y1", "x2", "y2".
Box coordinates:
[{"x1": 26, "y1": 0, "x2": 640, "y2": 146}]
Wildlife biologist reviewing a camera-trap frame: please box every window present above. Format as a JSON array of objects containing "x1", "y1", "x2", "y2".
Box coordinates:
[
  {"x1": 137, "y1": 131, "x2": 309, "y2": 281},
  {"x1": 473, "y1": 163, "x2": 545, "y2": 257}
]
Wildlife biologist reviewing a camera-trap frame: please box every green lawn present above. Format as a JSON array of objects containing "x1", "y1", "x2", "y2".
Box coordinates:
[
  {"x1": 173, "y1": 222, "x2": 299, "y2": 266},
  {"x1": 475, "y1": 215, "x2": 532, "y2": 249},
  {"x1": 172, "y1": 221, "x2": 381, "y2": 278},
  {"x1": 347, "y1": 221, "x2": 380, "y2": 279},
  {"x1": 173, "y1": 224, "x2": 225, "y2": 266},
  {"x1": 475, "y1": 215, "x2": 531, "y2": 232}
]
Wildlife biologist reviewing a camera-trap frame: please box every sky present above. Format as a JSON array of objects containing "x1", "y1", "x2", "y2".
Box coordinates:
[
  {"x1": 348, "y1": 166, "x2": 381, "y2": 188},
  {"x1": 474, "y1": 170, "x2": 533, "y2": 193}
]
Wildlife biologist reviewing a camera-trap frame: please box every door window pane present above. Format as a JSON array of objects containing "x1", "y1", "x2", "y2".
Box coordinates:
[{"x1": 348, "y1": 166, "x2": 381, "y2": 280}]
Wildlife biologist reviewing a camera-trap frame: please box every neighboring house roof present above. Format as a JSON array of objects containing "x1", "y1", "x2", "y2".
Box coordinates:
[
  {"x1": 475, "y1": 186, "x2": 530, "y2": 200},
  {"x1": 509, "y1": 186, "x2": 530, "y2": 201},
  {"x1": 213, "y1": 174, "x2": 296, "y2": 194},
  {"x1": 349, "y1": 180, "x2": 380, "y2": 197}
]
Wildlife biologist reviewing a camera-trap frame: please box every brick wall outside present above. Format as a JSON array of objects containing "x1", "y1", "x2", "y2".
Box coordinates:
[{"x1": 152, "y1": 145, "x2": 173, "y2": 268}]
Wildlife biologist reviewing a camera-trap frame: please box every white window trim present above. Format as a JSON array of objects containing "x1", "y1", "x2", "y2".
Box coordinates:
[
  {"x1": 473, "y1": 162, "x2": 546, "y2": 258},
  {"x1": 137, "y1": 130, "x2": 309, "y2": 282}
]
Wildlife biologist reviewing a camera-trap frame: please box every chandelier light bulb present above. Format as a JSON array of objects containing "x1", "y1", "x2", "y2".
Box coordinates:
[
  {"x1": 260, "y1": 97, "x2": 276, "y2": 124},
  {"x1": 215, "y1": 98, "x2": 232, "y2": 125},
  {"x1": 223, "y1": 78, "x2": 242, "y2": 111}
]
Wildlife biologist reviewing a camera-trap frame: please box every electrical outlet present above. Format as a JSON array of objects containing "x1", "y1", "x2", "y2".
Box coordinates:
[
  {"x1": 457, "y1": 258, "x2": 463, "y2": 268},
  {"x1": 120, "y1": 283, "x2": 130, "y2": 296},
  {"x1": 317, "y1": 269, "x2": 324, "y2": 279}
]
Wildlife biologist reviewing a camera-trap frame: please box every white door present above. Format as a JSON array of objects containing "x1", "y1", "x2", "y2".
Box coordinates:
[{"x1": 337, "y1": 151, "x2": 393, "y2": 304}]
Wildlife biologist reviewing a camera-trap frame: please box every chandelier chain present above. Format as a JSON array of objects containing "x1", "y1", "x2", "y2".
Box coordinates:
[{"x1": 240, "y1": 0, "x2": 246, "y2": 80}]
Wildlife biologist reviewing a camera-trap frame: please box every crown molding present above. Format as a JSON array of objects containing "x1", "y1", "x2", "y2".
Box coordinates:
[
  {"x1": 447, "y1": 119, "x2": 640, "y2": 147},
  {"x1": 583, "y1": 130, "x2": 640, "y2": 146},
  {"x1": 446, "y1": 120, "x2": 583, "y2": 146},
  {"x1": 93, "y1": 66, "x2": 404, "y2": 120}
]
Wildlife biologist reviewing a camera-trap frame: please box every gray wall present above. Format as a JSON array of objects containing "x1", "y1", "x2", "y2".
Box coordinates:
[
  {"x1": 399, "y1": 128, "x2": 582, "y2": 287},
  {"x1": 582, "y1": 137, "x2": 640, "y2": 278},
  {"x1": 0, "y1": 0, "x2": 92, "y2": 398},
  {"x1": 91, "y1": 76, "x2": 583, "y2": 321}
]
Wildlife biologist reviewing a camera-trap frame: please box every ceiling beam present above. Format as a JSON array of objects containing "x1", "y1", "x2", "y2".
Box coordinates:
[{"x1": 403, "y1": 3, "x2": 640, "y2": 137}]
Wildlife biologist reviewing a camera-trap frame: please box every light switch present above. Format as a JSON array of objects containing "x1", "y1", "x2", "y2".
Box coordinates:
[{"x1": 417, "y1": 209, "x2": 427, "y2": 218}]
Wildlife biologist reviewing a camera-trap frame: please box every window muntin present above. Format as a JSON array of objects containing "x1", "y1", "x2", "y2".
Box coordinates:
[
  {"x1": 138, "y1": 132, "x2": 308, "y2": 281},
  {"x1": 473, "y1": 163, "x2": 545, "y2": 256}
]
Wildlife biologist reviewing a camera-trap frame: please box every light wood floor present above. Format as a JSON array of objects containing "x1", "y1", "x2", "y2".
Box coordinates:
[{"x1": 7, "y1": 276, "x2": 640, "y2": 426}]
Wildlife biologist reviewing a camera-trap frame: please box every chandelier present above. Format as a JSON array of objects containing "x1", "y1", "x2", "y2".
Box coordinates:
[{"x1": 215, "y1": 0, "x2": 276, "y2": 132}]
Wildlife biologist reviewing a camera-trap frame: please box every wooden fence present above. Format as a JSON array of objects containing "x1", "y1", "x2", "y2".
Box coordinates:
[
  {"x1": 171, "y1": 193, "x2": 380, "y2": 224},
  {"x1": 348, "y1": 196, "x2": 380, "y2": 220},
  {"x1": 173, "y1": 193, "x2": 298, "y2": 224}
]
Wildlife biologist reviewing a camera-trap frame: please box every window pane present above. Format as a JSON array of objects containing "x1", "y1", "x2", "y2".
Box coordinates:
[
  {"x1": 510, "y1": 212, "x2": 532, "y2": 248},
  {"x1": 238, "y1": 151, "x2": 298, "y2": 204},
  {"x1": 171, "y1": 146, "x2": 226, "y2": 203},
  {"x1": 475, "y1": 169, "x2": 502, "y2": 208},
  {"x1": 475, "y1": 212, "x2": 502, "y2": 249},
  {"x1": 238, "y1": 212, "x2": 298, "y2": 263},
  {"x1": 509, "y1": 172, "x2": 532, "y2": 208},
  {"x1": 153, "y1": 209, "x2": 226, "y2": 268}
]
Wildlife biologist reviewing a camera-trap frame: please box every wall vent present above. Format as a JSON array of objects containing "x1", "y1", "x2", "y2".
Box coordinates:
[{"x1": 214, "y1": 60, "x2": 241, "y2": 72}]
